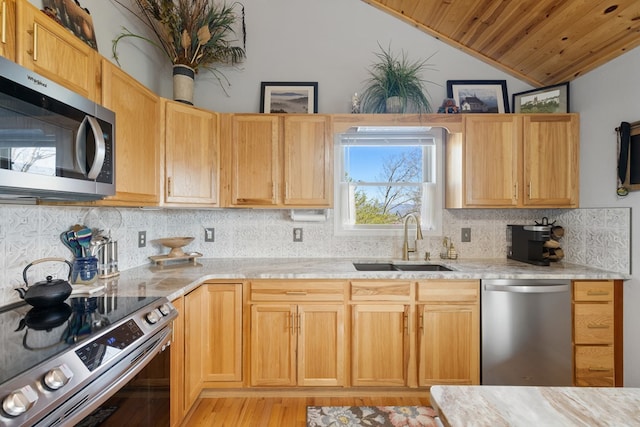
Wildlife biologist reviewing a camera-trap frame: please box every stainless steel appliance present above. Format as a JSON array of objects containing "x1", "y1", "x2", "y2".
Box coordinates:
[
  {"x1": 0, "y1": 56, "x2": 115, "y2": 202},
  {"x1": 506, "y1": 224, "x2": 551, "y2": 266},
  {"x1": 481, "y1": 279, "x2": 572, "y2": 386},
  {"x1": 0, "y1": 294, "x2": 176, "y2": 426}
]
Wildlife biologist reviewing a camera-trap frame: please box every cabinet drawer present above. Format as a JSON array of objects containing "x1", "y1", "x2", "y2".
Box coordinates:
[
  {"x1": 573, "y1": 281, "x2": 613, "y2": 302},
  {"x1": 575, "y1": 346, "x2": 614, "y2": 387},
  {"x1": 417, "y1": 280, "x2": 479, "y2": 302},
  {"x1": 574, "y1": 303, "x2": 614, "y2": 344},
  {"x1": 350, "y1": 281, "x2": 411, "y2": 301},
  {"x1": 250, "y1": 281, "x2": 345, "y2": 302}
]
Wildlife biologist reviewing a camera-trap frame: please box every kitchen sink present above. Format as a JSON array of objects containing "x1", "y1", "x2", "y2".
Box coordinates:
[
  {"x1": 394, "y1": 264, "x2": 452, "y2": 271},
  {"x1": 352, "y1": 262, "x2": 452, "y2": 272}
]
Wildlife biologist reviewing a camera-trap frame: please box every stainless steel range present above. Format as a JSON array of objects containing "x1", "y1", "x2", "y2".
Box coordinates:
[{"x1": 0, "y1": 293, "x2": 177, "y2": 426}]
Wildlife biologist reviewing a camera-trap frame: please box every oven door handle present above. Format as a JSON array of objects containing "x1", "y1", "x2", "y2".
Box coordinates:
[{"x1": 75, "y1": 115, "x2": 107, "y2": 180}]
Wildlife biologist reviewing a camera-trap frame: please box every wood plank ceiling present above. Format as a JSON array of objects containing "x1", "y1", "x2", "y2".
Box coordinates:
[{"x1": 361, "y1": 0, "x2": 640, "y2": 87}]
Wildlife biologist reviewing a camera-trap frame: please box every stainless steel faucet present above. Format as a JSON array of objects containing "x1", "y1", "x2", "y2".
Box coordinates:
[{"x1": 402, "y1": 213, "x2": 424, "y2": 260}]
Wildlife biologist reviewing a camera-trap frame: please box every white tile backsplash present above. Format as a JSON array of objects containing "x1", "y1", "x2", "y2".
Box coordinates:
[{"x1": 0, "y1": 205, "x2": 630, "y2": 306}]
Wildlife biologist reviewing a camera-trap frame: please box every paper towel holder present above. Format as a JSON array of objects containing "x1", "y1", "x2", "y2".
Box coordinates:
[{"x1": 290, "y1": 209, "x2": 329, "y2": 222}]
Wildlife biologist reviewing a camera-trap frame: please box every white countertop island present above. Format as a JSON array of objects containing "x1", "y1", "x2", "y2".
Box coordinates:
[{"x1": 430, "y1": 385, "x2": 640, "y2": 427}]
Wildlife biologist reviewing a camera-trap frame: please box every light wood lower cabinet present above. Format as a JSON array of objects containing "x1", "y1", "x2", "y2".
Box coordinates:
[
  {"x1": 572, "y1": 280, "x2": 623, "y2": 387},
  {"x1": 248, "y1": 280, "x2": 346, "y2": 387},
  {"x1": 351, "y1": 303, "x2": 409, "y2": 386},
  {"x1": 417, "y1": 280, "x2": 480, "y2": 386},
  {"x1": 169, "y1": 296, "x2": 185, "y2": 427}
]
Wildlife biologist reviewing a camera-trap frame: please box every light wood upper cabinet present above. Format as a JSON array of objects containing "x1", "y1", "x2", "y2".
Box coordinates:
[
  {"x1": 522, "y1": 114, "x2": 579, "y2": 207},
  {"x1": 0, "y1": 0, "x2": 16, "y2": 60},
  {"x1": 16, "y1": 0, "x2": 100, "y2": 101},
  {"x1": 283, "y1": 115, "x2": 332, "y2": 206},
  {"x1": 221, "y1": 114, "x2": 332, "y2": 208},
  {"x1": 100, "y1": 59, "x2": 161, "y2": 205},
  {"x1": 163, "y1": 100, "x2": 219, "y2": 206},
  {"x1": 446, "y1": 114, "x2": 579, "y2": 208}
]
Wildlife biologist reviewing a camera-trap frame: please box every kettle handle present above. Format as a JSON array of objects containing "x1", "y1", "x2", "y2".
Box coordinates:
[{"x1": 23, "y1": 258, "x2": 73, "y2": 287}]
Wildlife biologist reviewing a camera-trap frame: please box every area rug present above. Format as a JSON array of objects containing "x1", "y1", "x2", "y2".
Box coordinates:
[{"x1": 306, "y1": 405, "x2": 438, "y2": 427}]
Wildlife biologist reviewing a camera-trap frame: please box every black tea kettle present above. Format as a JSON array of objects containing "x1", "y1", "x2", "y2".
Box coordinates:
[{"x1": 15, "y1": 258, "x2": 73, "y2": 308}]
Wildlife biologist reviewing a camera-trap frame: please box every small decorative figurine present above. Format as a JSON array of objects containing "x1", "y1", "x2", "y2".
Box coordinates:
[{"x1": 437, "y1": 98, "x2": 459, "y2": 114}]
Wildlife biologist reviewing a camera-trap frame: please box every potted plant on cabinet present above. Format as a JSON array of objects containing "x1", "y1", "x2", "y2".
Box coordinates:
[
  {"x1": 112, "y1": 0, "x2": 246, "y2": 104},
  {"x1": 360, "y1": 43, "x2": 436, "y2": 114}
]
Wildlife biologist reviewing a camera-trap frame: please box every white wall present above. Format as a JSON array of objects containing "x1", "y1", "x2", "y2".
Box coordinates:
[
  {"x1": 65, "y1": 0, "x2": 532, "y2": 112},
  {"x1": 572, "y1": 46, "x2": 640, "y2": 386}
]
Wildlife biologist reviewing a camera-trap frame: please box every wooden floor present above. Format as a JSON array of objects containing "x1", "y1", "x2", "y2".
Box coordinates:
[{"x1": 183, "y1": 396, "x2": 431, "y2": 426}]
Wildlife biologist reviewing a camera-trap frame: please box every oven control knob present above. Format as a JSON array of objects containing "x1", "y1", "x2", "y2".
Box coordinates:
[
  {"x1": 2, "y1": 385, "x2": 38, "y2": 417},
  {"x1": 158, "y1": 303, "x2": 172, "y2": 316},
  {"x1": 145, "y1": 309, "x2": 161, "y2": 324},
  {"x1": 43, "y1": 364, "x2": 74, "y2": 390}
]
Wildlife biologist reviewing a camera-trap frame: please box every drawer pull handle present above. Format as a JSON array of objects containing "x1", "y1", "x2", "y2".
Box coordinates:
[
  {"x1": 587, "y1": 323, "x2": 610, "y2": 329},
  {"x1": 285, "y1": 291, "x2": 307, "y2": 296},
  {"x1": 586, "y1": 290, "x2": 609, "y2": 296},
  {"x1": 588, "y1": 367, "x2": 610, "y2": 372}
]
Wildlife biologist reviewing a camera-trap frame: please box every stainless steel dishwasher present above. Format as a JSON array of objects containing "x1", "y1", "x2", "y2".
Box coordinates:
[{"x1": 481, "y1": 279, "x2": 572, "y2": 386}]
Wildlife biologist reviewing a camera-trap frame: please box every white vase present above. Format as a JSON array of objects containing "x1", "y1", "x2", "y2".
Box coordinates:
[{"x1": 173, "y1": 64, "x2": 195, "y2": 105}]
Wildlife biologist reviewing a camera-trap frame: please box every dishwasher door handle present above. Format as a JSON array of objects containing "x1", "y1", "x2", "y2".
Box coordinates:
[{"x1": 483, "y1": 283, "x2": 570, "y2": 293}]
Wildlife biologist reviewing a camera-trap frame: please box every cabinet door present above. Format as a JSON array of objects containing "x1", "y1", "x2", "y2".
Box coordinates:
[
  {"x1": 523, "y1": 115, "x2": 579, "y2": 207},
  {"x1": 16, "y1": 0, "x2": 99, "y2": 101},
  {"x1": 0, "y1": 0, "x2": 16, "y2": 60},
  {"x1": 250, "y1": 304, "x2": 297, "y2": 386},
  {"x1": 101, "y1": 60, "x2": 161, "y2": 205},
  {"x1": 418, "y1": 303, "x2": 479, "y2": 386},
  {"x1": 165, "y1": 101, "x2": 218, "y2": 205},
  {"x1": 283, "y1": 115, "x2": 332, "y2": 206},
  {"x1": 297, "y1": 304, "x2": 345, "y2": 386},
  {"x1": 351, "y1": 304, "x2": 409, "y2": 386},
  {"x1": 184, "y1": 287, "x2": 204, "y2": 411},
  {"x1": 169, "y1": 297, "x2": 185, "y2": 427},
  {"x1": 464, "y1": 115, "x2": 520, "y2": 207},
  {"x1": 230, "y1": 115, "x2": 280, "y2": 206},
  {"x1": 201, "y1": 284, "x2": 243, "y2": 383}
]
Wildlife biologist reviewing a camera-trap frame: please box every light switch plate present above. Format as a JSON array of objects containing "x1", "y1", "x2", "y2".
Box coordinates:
[{"x1": 293, "y1": 228, "x2": 303, "y2": 242}]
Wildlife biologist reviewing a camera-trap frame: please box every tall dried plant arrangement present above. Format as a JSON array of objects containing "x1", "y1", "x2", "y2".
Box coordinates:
[{"x1": 112, "y1": 0, "x2": 246, "y2": 92}]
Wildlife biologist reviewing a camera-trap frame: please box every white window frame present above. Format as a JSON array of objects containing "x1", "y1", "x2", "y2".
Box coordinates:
[{"x1": 333, "y1": 127, "x2": 444, "y2": 237}]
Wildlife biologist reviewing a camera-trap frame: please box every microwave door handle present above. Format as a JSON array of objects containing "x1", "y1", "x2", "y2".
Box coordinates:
[{"x1": 75, "y1": 116, "x2": 106, "y2": 180}]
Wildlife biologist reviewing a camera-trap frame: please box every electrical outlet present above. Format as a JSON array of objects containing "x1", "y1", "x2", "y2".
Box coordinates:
[
  {"x1": 293, "y1": 228, "x2": 303, "y2": 242},
  {"x1": 204, "y1": 227, "x2": 215, "y2": 242},
  {"x1": 461, "y1": 227, "x2": 471, "y2": 242},
  {"x1": 138, "y1": 231, "x2": 147, "y2": 248}
]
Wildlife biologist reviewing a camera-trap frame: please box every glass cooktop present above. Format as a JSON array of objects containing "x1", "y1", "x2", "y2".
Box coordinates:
[{"x1": 0, "y1": 295, "x2": 162, "y2": 385}]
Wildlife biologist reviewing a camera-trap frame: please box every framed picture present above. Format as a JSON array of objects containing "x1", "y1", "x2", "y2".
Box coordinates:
[
  {"x1": 512, "y1": 82, "x2": 570, "y2": 113},
  {"x1": 260, "y1": 82, "x2": 318, "y2": 113},
  {"x1": 446, "y1": 80, "x2": 509, "y2": 113},
  {"x1": 42, "y1": 0, "x2": 97, "y2": 50}
]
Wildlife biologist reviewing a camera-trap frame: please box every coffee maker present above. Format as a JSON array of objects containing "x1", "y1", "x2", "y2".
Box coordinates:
[{"x1": 507, "y1": 224, "x2": 551, "y2": 266}]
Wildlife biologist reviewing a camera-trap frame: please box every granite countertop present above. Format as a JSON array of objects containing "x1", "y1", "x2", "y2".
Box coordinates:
[
  {"x1": 96, "y1": 257, "x2": 628, "y2": 301},
  {"x1": 430, "y1": 385, "x2": 640, "y2": 427}
]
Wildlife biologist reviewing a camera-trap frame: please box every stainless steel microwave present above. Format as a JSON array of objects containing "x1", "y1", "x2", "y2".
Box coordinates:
[{"x1": 0, "y1": 56, "x2": 115, "y2": 202}]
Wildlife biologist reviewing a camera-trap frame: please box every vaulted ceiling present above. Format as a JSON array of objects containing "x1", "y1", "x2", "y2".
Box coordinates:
[{"x1": 361, "y1": 0, "x2": 640, "y2": 87}]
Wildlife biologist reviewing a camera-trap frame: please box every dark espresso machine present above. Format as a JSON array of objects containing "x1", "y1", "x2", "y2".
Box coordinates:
[{"x1": 507, "y1": 224, "x2": 551, "y2": 266}]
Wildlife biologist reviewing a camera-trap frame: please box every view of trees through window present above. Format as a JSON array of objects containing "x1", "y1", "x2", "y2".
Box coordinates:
[{"x1": 339, "y1": 135, "x2": 436, "y2": 230}]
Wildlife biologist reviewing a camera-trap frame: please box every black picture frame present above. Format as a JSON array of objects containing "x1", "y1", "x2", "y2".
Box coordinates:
[
  {"x1": 260, "y1": 82, "x2": 318, "y2": 113},
  {"x1": 42, "y1": 0, "x2": 98, "y2": 50},
  {"x1": 512, "y1": 82, "x2": 570, "y2": 113},
  {"x1": 446, "y1": 80, "x2": 509, "y2": 113}
]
